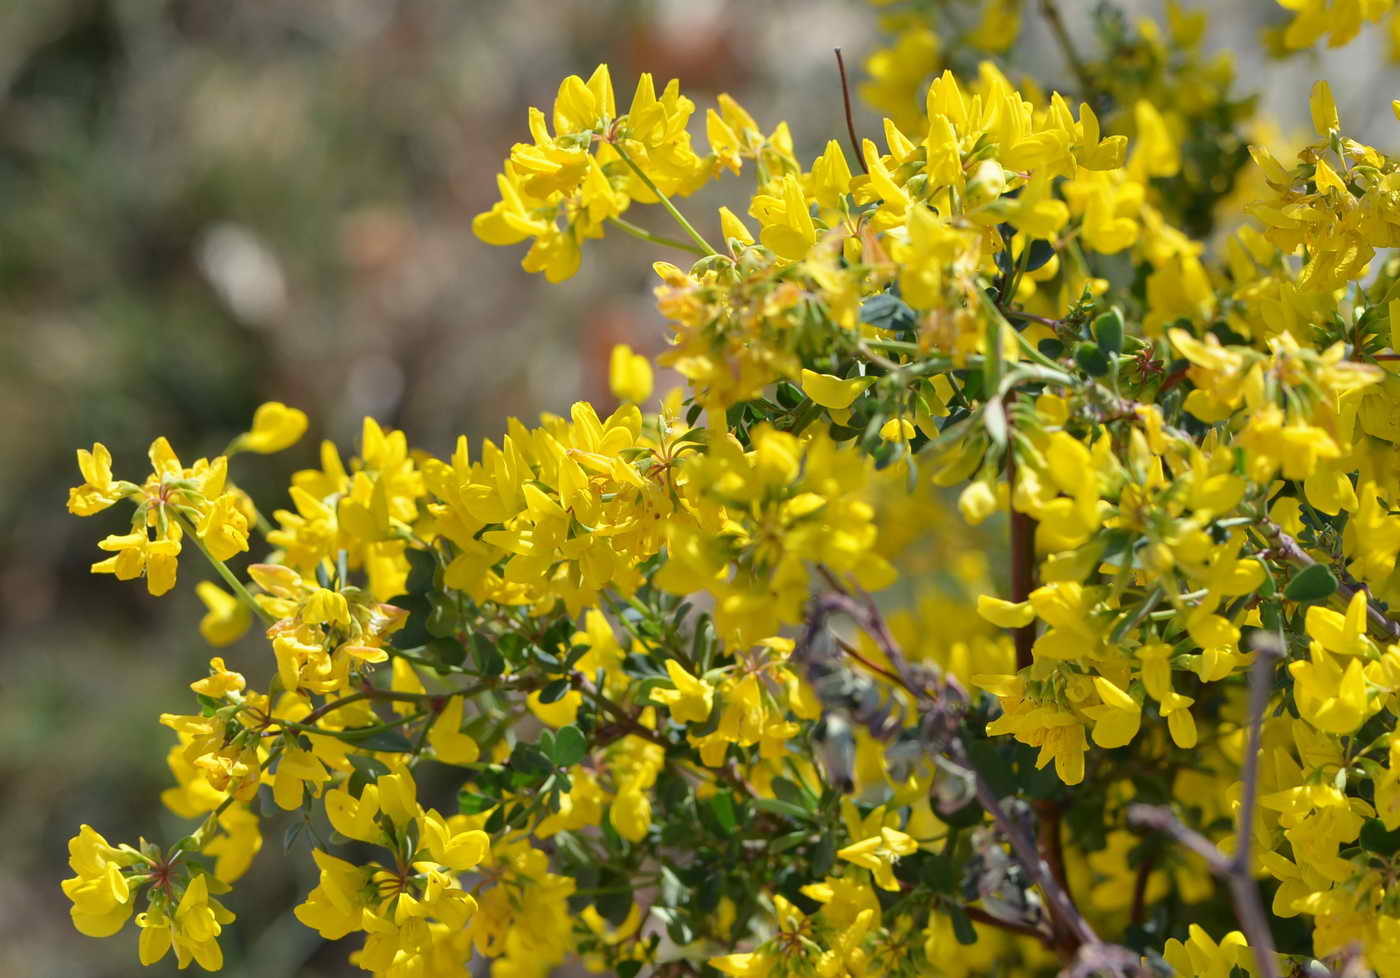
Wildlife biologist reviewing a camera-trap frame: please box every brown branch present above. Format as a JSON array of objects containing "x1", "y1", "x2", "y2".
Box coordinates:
[
  {"x1": 963, "y1": 904, "x2": 1053, "y2": 942},
  {"x1": 575, "y1": 676, "x2": 673, "y2": 752},
  {"x1": 1129, "y1": 850, "x2": 1156, "y2": 927},
  {"x1": 833, "y1": 635, "x2": 911, "y2": 690},
  {"x1": 1156, "y1": 365, "x2": 1189, "y2": 396},
  {"x1": 834, "y1": 49, "x2": 868, "y2": 174},
  {"x1": 802, "y1": 580, "x2": 1104, "y2": 959},
  {"x1": 1128, "y1": 636, "x2": 1282, "y2": 978},
  {"x1": 1006, "y1": 396, "x2": 1038, "y2": 671},
  {"x1": 956, "y1": 740, "x2": 1099, "y2": 955},
  {"x1": 1035, "y1": 800, "x2": 1072, "y2": 904}
]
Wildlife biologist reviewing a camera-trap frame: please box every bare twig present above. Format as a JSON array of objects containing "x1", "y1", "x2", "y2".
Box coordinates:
[
  {"x1": 798, "y1": 578, "x2": 1109, "y2": 961},
  {"x1": 834, "y1": 49, "x2": 868, "y2": 174},
  {"x1": 1038, "y1": 0, "x2": 1097, "y2": 100},
  {"x1": 1036, "y1": 800, "x2": 1072, "y2": 903},
  {"x1": 1128, "y1": 637, "x2": 1283, "y2": 978},
  {"x1": 963, "y1": 904, "x2": 1053, "y2": 942}
]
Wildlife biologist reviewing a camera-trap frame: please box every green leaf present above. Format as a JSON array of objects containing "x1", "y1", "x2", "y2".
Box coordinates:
[
  {"x1": 860, "y1": 292, "x2": 917, "y2": 336},
  {"x1": 1074, "y1": 342, "x2": 1110, "y2": 377},
  {"x1": 404, "y1": 547, "x2": 437, "y2": 593},
  {"x1": 921, "y1": 850, "x2": 957, "y2": 893},
  {"x1": 340, "y1": 729, "x2": 415, "y2": 752},
  {"x1": 710, "y1": 792, "x2": 738, "y2": 833},
  {"x1": 472, "y1": 634, "x2": 505, "y2": 677},
  {"x1": 457, "y1": 791, "x2": 496, "y2": 815},
  {"x1": 508, "y1": 742, "x2": 554, "y2": 781},
  {"x1": 1361, "y1": 817, "x2": 1400, "y2": 854},
  {"x1": 552, "y1": 725, "x2": 588, "y2": 767},
  {"x1": 1094, "y1": 307, "x2": 1124, "y2": 355},
  {"x1": 948, "y1": 904, "x2": 978, "y2": 945},
  {"x1": 537, "y1": 678, "x2": 571, "y2": 704},
  {"x1": 770, "y1": 777, "x2": 809, "y2": 811},
  {"x1": 426, "y1": 600, "x2": 457, "y2": 638},
  {"x1": 1283, "y1": 563, "x2": 1338, "y2": 603},
  {"x1": 426, "y1": 636, "x2": 465, "y2": 669},
  {"x1": 751, "y1": 797, "x2": 809, "y2": 820}
]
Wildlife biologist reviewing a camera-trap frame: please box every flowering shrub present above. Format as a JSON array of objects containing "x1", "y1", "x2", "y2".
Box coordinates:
[{"x1": 58, "y1": 2, "x2": 1400, "y2": 976}]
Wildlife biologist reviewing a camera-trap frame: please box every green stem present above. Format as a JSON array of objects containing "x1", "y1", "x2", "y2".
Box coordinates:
[
  {"x1": 611, "y1": 141, "x2": 718, "y2": 256},
  {"x1": 606, "y1": 215, "x2": 706, "y2": 256},
  {"x1": 387, "y1": 645, "x2": 452, "y2": 670},
  {"x1": 277, "y1": 712, "x2": 429, "y2": 744},
  {"x1": 860, "y1": 337, "x2": 924, "y2": 355},
  {"x1": 784, "y1": 398, "x2": 826, "y2": 436},
  {"x1": 173, "y1": 512, "x2": 274, "y2": 627},
  {"x1": 1000, "y1": 239, "x2": 1034, "y2": 307}
]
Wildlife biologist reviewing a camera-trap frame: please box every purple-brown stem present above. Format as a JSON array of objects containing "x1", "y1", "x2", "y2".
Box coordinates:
[{"x1": 834, "y1": 49, "x2": 869, "y2": 175}]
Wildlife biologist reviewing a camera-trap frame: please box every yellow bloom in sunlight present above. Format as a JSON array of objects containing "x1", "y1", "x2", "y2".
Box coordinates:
[
  {"x1": 976, "y1": 595, "x2": 1035, "y2": 629},
  {"x1": 195, "y1": 582, "x2": 251, "y2": 647},
  {"x1": 1084, "y1": 677, "x2": 1142, "y2": 749},
  {"x1": 652, "y1": 658, "x2": 713, "y2": 724},
  {"x1": 68, "y1": 443, "x2": 124, "y2": 516},
  {"x1": 428, "y1": 696, "x2": 481, "y2": 766},
  {"x1": 837, "y1": 827, "x2": 917, "y2": 891},
  {"x1": 233, "y1": 401, "x2": 308, "y2": 454},
  {"x1": 609, "y1": 344, "x2": 653, "y2": 403},
  {"x1": 61, "y1": 825, "x2": 139, "y2": 938},
  {"x1": 800, "y1": 369, "x2": 872, "y2": 410}
]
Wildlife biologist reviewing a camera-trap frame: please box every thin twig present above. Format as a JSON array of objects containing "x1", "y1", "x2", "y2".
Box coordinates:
[
  {"x1": 834, "y1": 49, "x2": 868, "y2": 174},
  {"x1": 963, "y1": 904, "x2": 1052, "y2": 941},
  {"x1": 609, "y1": 140, "x2": 718, "y2": 256},
  {"x1": 1128, "y1": 637, "x2": 1282, "y2": 978},
  {"x1": 804, "y1": 579, "x2": 1105, "y2": 959},
  {"x1": 1039, "y1": 0, "x2": 1097, "y2": 100},
  {"x1": 295, "y1": 677, "x2": 518, "y2": 728},
  {"x1": 607, "y1": 215, "x2": 706, "y2": 256},
  {"x1": 172, "y1": 512, "x2": 274, "y2": 627},
  {"x1": 1006, "y1": 397, "x2": 1038, "y2": 671},
  {"x1": 1036, "y1": 800, "x2": 1072, "y2": 903},
  {"x1": 1129, "y1": 850, "x2": 1156, "y2": 927}
]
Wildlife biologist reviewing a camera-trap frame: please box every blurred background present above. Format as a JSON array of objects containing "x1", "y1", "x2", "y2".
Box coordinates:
[{"x1": 2, "y1": 1, "x2": 1395, "y2": 975}]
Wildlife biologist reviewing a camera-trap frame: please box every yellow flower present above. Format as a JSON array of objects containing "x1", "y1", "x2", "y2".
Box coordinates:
[
  {"x1": 800, "y1": 369, "x2": 872, "y2": 410},
  {"x1": 233, "y1": 401, "x2": 308, "y2": 454},
  {"x1": 837, "y1": 826, "x2": 917, "y2": 891},
  {"x1": 61, "y1": 825, "x2": 139, "y2": 938},
  {"x1": 428, "y1": 696, "x2": 480, "y2": 766},
  {"x1": 652, "y1": 659, "x2": 713, "y2": 724},
  {"x1": 136, "y1": 872, "x2": 236, "y2": 971},
  {"x1": 1083, "y1": 677, "x2": 1142, "y2": 749},
  {"x1": 609, "y1": 344, "x2": 653, "y2": 403},
  {"x1": 195, "y1": 582, "x2": 251, "y2": 647},
  {"x1": 976, "y1": 595, "x2": 1035, "y2": 629},
  {"x1": 68, "y1": 443, "x2": 124, "y2": 516}
]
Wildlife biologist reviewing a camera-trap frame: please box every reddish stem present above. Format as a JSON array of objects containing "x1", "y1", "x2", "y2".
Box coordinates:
[{"x1": 1006, "y1": 398, "x2": 1037, "y2": 670}]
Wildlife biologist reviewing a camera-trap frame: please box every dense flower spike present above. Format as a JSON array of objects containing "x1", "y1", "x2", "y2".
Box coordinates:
[{"x1": 60, "y1": 3, "x2": 1400, "y2": 977}]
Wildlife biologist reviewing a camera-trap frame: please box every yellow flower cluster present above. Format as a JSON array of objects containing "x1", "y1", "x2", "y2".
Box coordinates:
[{"x1": 59, "y1": 2, "x2": 1400, "y2": 976}]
